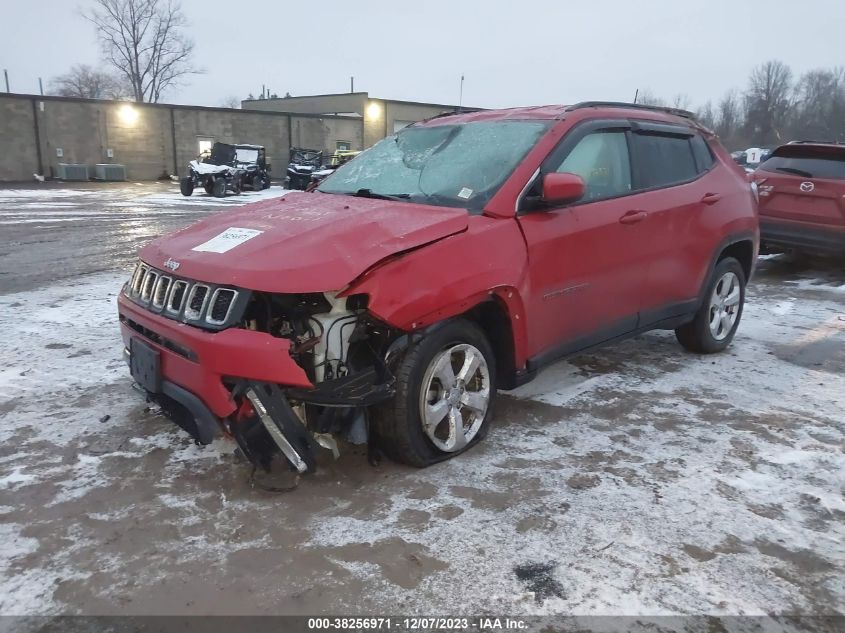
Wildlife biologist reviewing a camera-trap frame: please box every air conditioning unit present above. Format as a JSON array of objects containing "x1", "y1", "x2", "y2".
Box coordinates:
[
  {"x1": 55, "y1": 163, "x2": 89, "y2": 181},
  {"x1": 95, "y1": 164, "x2": 127, "y2": 181}
]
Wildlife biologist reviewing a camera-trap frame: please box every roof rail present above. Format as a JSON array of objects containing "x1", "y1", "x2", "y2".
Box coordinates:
[
  {"x1": 409, "y1": 108, "x2": 484, "y2": 127},
  {"x1": 427, "y1": 108, "x2": 483, "y2": 120},
  {"x1": 565, "y1": 101, "x2": 696, "y2": 120}
]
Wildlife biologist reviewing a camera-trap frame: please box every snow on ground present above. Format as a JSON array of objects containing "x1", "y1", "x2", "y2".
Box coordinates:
[
  {"x1": 0, "y1": 184, "x2": 288, "y2": 224},
  {"x1": 0, "y1": 183, "x2": 842, "y2": 622},
  {"x1": 0, "y1": 257, "x2": 842, "y2": 619}
]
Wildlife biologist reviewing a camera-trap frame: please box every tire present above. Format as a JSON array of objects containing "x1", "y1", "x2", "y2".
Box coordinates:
[
  {"x1": 261, "y1": 175, "x2": 271, "y2": 190},
  {"x1": 232, "y1": 177, "x2": 242, "y2": 195},
  {"x1": 212, "y1": 177, "x2": 226, "y2": 198},
  {"x1": 203, "y1": 180, "x2": 214, "y2": 195},
  {"x1": 371, "y1": 319, "x2": 497, "y2": 467},
  {"x1": 675, "y1": 257, "x2": 746, "y2": 354},
  {"x1": 179, "y1": 177, "x2": 194, "y2": 196}
]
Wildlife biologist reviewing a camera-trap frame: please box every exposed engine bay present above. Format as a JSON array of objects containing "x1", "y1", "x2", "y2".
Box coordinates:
[{"x1": 226, "y1": 290, "x2": 400, "y2": 475}]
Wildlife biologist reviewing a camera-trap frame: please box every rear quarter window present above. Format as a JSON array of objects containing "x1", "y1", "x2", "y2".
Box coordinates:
[
  {"x1": 691, "y1": 135, "x2": 715, "y2": 172},
  {"x1": 633, "y1": 133, "x2": 698, "y2": 189}
]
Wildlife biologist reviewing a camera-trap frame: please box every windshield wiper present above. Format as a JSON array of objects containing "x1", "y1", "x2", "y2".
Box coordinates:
[
  {"x1": 775, "y1": 166, "x2": 813, "y2": 178},
  {"x1": 351, "y1": 188, "x2": 411, "y2": 201}
]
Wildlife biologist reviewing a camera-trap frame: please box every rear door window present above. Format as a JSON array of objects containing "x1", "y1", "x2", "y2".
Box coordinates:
[
  {"x1": 632, "y1": 132, "x2": 698, "y2": 189},
  {"x1": 759, "y1": 147, "x2": 845, "y2": 180}
]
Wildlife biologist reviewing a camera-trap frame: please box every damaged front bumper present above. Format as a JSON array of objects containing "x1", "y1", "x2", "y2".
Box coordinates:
[{"x1": 118, "y1": 294, "x2": 393, "y2": 473}]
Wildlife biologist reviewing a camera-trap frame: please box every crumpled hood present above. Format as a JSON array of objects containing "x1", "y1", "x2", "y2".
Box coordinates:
[{"x1": 140, "y1": 191, "x2": 469, "y2": 292}]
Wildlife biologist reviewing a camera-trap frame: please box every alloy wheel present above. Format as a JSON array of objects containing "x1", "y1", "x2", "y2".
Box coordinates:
[
  {"x1": 419, "y1": 343, "x2": 490, "y2": 452},
  {"x1": 708, "y1": 271, "x2": 741, "y2": 341}
]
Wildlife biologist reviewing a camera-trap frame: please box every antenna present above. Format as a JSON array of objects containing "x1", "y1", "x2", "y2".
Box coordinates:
[
  {"x1": 459, "y1": 74, "x2": 465, "y2": 111},
  {"x1": 633, "y1": 88, "x2": 639, "y2": 104}
]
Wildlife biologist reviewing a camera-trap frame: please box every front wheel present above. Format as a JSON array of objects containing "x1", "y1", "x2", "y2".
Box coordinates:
[
  {"x1": 372, "y1": 319, "x2": 496, "y2": 467},
  {"x1": 675, "y1": 257, "x2": 746, "y2": 353},
  {"x1": 179, "y1": 177, "x2": 194, "y2": 196}
]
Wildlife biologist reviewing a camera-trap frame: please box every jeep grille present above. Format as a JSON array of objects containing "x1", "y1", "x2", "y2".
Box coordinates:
[{"x1": 124, "y1": 261, "x2": 246, "y2": 330}]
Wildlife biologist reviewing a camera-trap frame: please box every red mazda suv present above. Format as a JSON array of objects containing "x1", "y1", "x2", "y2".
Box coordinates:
[
  {"x1": 754, "y1": 141, "x2": 845, "y2": 255},
  {"x1": 118, "y1": 102, "x2": 759, "y2": 474}
]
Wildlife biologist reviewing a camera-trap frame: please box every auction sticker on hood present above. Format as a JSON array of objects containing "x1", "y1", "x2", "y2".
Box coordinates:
[{"x1": 192, "y1": 227, "x2": 263, "y2": 253}]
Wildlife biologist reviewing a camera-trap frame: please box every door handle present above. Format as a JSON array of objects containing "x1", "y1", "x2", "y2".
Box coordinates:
[
  {"x1": 701, "y1": 193, "x2": 722, "y2": 205},
  {"x1": 619, "y1": 210, "x2": 647, "y2": 225}
]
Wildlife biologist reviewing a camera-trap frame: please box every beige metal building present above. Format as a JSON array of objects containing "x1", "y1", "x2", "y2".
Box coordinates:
[
  {"x1": 0, "y1": 93, "x2": 364, "y2": 182},
  {"x1": 242, "y1": 92, "x2": 474, "y2": 149}
]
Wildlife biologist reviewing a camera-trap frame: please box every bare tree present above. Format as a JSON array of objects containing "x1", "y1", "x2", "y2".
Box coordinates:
[
  {"x1": 744, "y1": 60, "x2": 793, "y2": 145},
  {"x1": 219, "y1": 96, "x2": 241, "y2": 109},
  {"x1": 671, "y1": 93, "x2": 692, "y2": 111},
  {"x1": 635, "y1": 89, "x2": 666, "y2": 107},
  {"x1": 792, "y1": 68, "x2": 845, "y2": 141},
  {"x1": 695, "y1": 100, "x2": 716, "y2": 130},
  {"x1": 83, "y1": 0, "x2": 198, "y2": 103},
  {"x1": 715, "y1": 90, "x2": 743, "y2": 145},
  {"x1": 50, "y1": 64, "x2": 129, "y2": 99}
]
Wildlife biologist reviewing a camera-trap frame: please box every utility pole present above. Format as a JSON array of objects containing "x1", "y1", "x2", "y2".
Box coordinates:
[
  {"x1": 38, "y1": 77, "x2": 44, "y2": 96},
  {"x1": 4, "y1": 69, "x2": 9, "y2": 93}
]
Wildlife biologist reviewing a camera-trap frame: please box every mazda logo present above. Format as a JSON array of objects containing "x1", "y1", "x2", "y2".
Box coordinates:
[{"x1": 800, "y1": 181, "x2": 815, "y2": 192}]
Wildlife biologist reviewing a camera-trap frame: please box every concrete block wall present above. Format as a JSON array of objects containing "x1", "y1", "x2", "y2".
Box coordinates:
[
  {"x1": 290, "y1": 116, "x2": 363, "y2": 156},
  {"x1": 0, "y1": 96, "x2": 39, "y2": 181},
  {"x1": 0, "y1": 93, "x2": 364, "y2": 182},
  {"x1": 172, "y1": 109, "x2": 291, "y2": 179}
]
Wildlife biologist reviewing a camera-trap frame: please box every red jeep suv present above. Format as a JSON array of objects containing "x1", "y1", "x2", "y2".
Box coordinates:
[
  {"x1": 754, "y1": 141, "x2": 845, "y2": 255},
  {"x1": 118, "y1": 102, "x2": 759, "y2": 474}
]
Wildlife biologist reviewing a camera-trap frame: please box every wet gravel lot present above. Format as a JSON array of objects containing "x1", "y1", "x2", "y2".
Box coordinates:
[{"x1": 0, "y1": 183, "x2": 843, "y2": 619}]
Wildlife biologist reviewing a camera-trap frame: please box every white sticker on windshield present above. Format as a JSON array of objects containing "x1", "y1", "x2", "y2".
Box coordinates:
[
  {"x1": 192, "y1": 227, "x2": 263, "y2": 253},
  {"x1": 457, "y1": 187, "x2": 473, "y2": 199}
]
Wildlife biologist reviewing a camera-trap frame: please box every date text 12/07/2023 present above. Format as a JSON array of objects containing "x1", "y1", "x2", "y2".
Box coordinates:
[{"x1": 306, "y1": 617, "x2": 529, "y2": 630}]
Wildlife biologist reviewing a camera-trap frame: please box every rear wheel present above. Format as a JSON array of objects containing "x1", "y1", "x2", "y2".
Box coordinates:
[
  {"x1": 372, "y1": 320, "x2": 496, "y2": 467},
  {"x1": 203, "y1": 180, "x2": 214, "y2": 195},
  {"x1": 212, "y1": 177, "x2": 226, "y2": 198},
  {"x1": 179, "y1": 177, "x2": 194, "y2": 196},
  {"x1": 676, "y1": 257, "x2": 746, "y2": 353}
]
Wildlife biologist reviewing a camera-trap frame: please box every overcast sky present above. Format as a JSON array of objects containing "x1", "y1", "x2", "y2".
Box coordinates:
[{"x1": 2, "y1": 0, "x2": 843, "y2": 109}]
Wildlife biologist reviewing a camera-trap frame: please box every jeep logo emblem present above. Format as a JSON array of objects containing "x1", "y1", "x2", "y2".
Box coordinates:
[
  {"x1": 800, "y1": 181, "x2": 815, "y2": 193},
  {"x1": 163, "y1": 257, "x2": 181, "y2": 271}
]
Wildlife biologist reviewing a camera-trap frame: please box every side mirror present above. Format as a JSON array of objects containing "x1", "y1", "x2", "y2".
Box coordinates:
[{"x1": 541, "y1": 172, "x2": 586, "y2": 205}]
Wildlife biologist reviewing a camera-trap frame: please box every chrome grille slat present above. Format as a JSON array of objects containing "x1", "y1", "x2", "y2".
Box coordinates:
[
  {"x1": 141, "y1": 271, "x2": 158, "y2": 303},
  {"x1": 184, "y1": 284, "x2": 210, "y2": 321},
  {"x1": 206, "y1": 288, "x2": 238, "y2": 325},
  {"x1": 131, "y1": 264, "x2": 149, "y2": 296},
  {"x1": 167, "y1": 280, "x2": 188, "y2": 313},
  {"x1": 152, "y1": 276, "x2": 171, "y2": 308}
]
